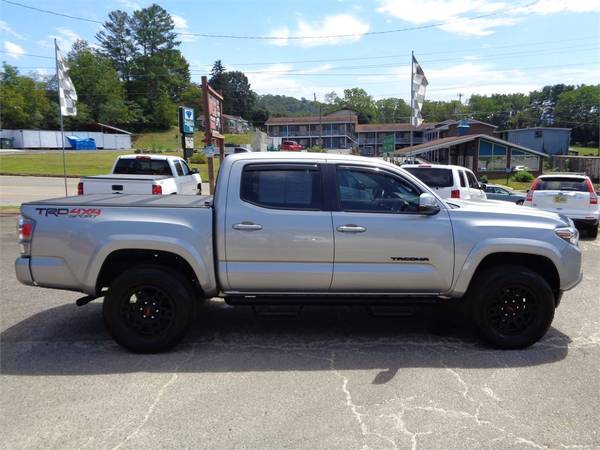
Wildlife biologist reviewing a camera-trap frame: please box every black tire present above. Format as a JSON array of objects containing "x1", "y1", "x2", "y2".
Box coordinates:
[
  {"x1": 103, "y1": 266, "x2": 195, "y2": 353},
  {"x1": 588, "y1": 225, "x2": 598, "y2": 239},
  {"x1": 468, "y1": 265, "x2": 555, "y2": 349}
]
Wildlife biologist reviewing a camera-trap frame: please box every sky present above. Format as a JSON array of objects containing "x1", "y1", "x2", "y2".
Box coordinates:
[{"x1": 1, "y1": 0, "x2": 599, "y2": 103}]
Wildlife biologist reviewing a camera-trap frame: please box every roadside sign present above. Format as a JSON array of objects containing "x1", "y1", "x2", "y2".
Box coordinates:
[
  {"x1": 178, "y1": 106, "x2": 195, "y2": 134},
  {"x1": 203, "y1": 145, "x2": 216, "y2": 157},
  {"x1": 383, "y1": 134, "x2": 395, "y2": 154},
  {"x1": 184, "y1": 136, "x2": 194, "y2": 149}
]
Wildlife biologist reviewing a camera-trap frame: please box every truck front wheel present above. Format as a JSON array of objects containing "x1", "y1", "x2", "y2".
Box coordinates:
[
  {"x1": 469, "y1": 266, "x2": 555, "y2": 349},
  {"x1": 103, "y1": 267, "x2": 194, "y2": 353}
]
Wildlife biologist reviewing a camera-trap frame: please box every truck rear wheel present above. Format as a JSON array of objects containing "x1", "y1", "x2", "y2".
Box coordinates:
[
  {"x1": 469, "y1": 266, "x2": 555, "y2": 349},
  {"x1": 103, "y1": 267, "x2": 194, "y2": 353}
]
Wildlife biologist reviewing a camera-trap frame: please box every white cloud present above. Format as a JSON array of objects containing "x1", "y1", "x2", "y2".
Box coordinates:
[
  {"x1": 172, "y1": 14, "x2": 196, "y2": 43},
  {"x1": 50, "y1": 27, "x2": 82, "y2": 51},
  {"x1": 3, "y1": 41, "x2": 25, "y2": 59},
  {"x1": 376, "y1": 0, "x2": 600, "y2": 36},
  {"x1": 268, "y1": 28, "x2": 290, "y2": 46},
  {"x1": 438, "y1": 16, "x2": 518, "y2": 36},
  {"x1": 517, "y1": 0, "x2": 600, "y2": 15},
  {"x1": 269, "y1": 15, "x2": 369, "y2": 47},
  {"x1": 116, "y1": 0, "x2": 142, "y2": 10},
  {"x1": 0, "y1": 20, "x2": 24, "y2": 40}
]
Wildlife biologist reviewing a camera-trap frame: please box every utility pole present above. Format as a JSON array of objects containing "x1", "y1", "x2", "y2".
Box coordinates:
[
  {"x1": 315, "y1": 93, "x2": 322, "y2": 147},
  {"x1": 410, "y1": 51, "x2": 414, "y2": 149},
  {"x1": 458, "y1": 93, "x2": 463, "y2": 104}
]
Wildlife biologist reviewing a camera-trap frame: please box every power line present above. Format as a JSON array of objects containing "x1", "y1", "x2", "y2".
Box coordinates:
[
  {"x1": 1, "y1": 0, "x2": 537, "y2": 40},
  {"x1": 192, "y1": 36, "x2": 599, "y2": 67},
  {"x1": 0, "y1": 0, "x2": 102, "y2": 24}
]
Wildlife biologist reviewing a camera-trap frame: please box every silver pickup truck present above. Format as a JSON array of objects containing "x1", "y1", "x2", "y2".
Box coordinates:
[{"x1": 15, "y1": 153, "x2": 583, "y2": 352}]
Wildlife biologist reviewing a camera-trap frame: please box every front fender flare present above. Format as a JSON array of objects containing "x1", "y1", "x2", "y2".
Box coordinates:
[{"x1": 450, "y1": 238, "x2": 564, "y2": 297}]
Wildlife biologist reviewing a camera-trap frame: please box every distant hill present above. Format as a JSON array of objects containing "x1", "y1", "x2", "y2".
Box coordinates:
[{"x1": 256, "y1": 94, "x2": 323, "y2": 117}]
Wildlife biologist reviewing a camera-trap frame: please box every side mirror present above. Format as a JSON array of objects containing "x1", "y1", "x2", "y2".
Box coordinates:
[
  {"x1": 418, "y1": 193, "x2": 440, "y2": 215},
  {"x1": 191, "y1": 168, "x2": 199, "y2": 174},
  {"x1": 479, "y1": 183, "x2": 487, "y2": 190}
]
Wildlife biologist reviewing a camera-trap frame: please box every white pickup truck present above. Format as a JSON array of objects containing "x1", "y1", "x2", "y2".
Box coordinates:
[{"x1": 78, "y1": 154, "x2": 202, "y2": 196}]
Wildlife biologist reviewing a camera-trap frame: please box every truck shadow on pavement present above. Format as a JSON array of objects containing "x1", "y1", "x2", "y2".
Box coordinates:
[{"x1": 1, "y1": 299, "x2": 571, "y2": 383}]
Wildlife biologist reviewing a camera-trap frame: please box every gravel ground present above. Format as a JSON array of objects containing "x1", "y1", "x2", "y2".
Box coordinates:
[{"x1": 1, "y1": 214, "x2": 598, "y2": 449}]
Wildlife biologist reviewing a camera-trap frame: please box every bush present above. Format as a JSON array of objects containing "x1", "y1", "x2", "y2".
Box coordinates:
[
  {"x1": 479, "y1": 175, "x2": 488, "y2": 183},
  {"x1": 307, "y1": 145, "x2": 326, "y2": 153},
  {"x1": 512, "y1": 170, "x2": 534, "y2": 183},
  {"x1": 189, "y1": 152, "x2": 207, "y2": 164}
]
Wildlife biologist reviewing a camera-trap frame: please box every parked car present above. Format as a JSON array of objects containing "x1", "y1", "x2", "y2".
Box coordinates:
[
  {"x1": 78, "y1": 155, "x2": 202, "y2": 196},
  {"x1": 513, "y1": 165, "x2": 529, "y2": 172},
  {"x1": 402, "y1": 164, "x2": 487, "y2": 201},
  {"x1": 484, "y1": 184, "x2": 526, "y2": 204},
  {"x1": 523, "y1": 173, "x2": 599, "y2": 237},
  {"x1": 16, "y1": 153, "x2": 582, "y2": 352},
  {"x1": 280, "y1": 140, "x2": 304, "y2": 151}
]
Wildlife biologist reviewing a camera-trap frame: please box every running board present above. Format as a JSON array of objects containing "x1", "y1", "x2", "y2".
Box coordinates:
[{"x1": 224, "y1": 295, "x2": 440, "y2": 307}]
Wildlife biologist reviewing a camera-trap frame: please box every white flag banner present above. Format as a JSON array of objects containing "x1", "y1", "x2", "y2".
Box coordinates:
[
  {"x1": 55, "y1": 43, "x2": 78, "y2": 116},
  {"x1": 411, "y1": 55, "x2": 428, "y2": 127}
]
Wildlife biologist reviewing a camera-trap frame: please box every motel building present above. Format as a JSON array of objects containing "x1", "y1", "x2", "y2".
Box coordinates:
[{"x1": 266, "y1": 110, "x2": 547, "y2": 176}]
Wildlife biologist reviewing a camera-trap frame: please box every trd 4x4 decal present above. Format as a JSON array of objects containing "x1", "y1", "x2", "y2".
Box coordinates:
[{"x1": 35, "y1": 207, "x2": 102, "y2": 218}]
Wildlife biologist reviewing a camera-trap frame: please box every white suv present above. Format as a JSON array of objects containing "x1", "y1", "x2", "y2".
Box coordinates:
[
  {"x1": 523, "y1": 174, "x2": 599, "y2": 237},
  {"x1": 403, "y1": 164, "x2": 487, "y2": 201}
]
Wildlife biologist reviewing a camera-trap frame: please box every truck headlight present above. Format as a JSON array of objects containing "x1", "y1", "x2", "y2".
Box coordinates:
[{"x1": 555, "y1": 226, "x2": 579, "y2": 246}]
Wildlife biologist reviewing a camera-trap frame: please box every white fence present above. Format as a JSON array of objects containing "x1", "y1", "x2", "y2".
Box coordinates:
[{"x1": 0, "y1": 129, "x2": 132, "y2": 149}]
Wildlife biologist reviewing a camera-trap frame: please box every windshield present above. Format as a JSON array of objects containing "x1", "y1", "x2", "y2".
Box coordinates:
[
  {"x1": 404, "y1": 167, "x2": 453, "y2": 188},
  {"x1": 537, "y1": 177, "x2": 588, "y2": 192},
  {"x1": 113, "y1": 158, "x2": 172, "y2": 176}
]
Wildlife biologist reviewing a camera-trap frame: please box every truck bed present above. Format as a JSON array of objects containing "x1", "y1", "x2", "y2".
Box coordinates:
[{"x1": 24, "y1": 194, "x2": 213, "y2": 208}]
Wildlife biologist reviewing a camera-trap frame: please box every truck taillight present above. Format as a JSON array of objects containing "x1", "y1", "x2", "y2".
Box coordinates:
[
  {"x1": 152, "y1": 184, "x2": 162, "y2": 195},
  {"x1": 77, "y1": 182, "x2": 84, "y2": 195},
  {"x1": 585, "y1": 179, "x2": 598, "y2": 205},
  {"x1": 526, "y1": 179, "x2": 540, "y2": 202},
  {"x1": 17, "y1": 215, "x2": 35, "y2": 256},
  {"x1": 451, "y1": 189, "x2": 460, "y2": 199}
]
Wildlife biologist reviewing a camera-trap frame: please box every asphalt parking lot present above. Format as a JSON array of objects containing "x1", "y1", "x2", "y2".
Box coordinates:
[{"x1": 1, "y1": 214, "x2": 598, "y2": 449}]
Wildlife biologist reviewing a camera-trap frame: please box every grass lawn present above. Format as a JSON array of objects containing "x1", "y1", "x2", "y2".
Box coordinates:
[
  {"x1": 133, "y1": 127, "x2": 252, "y2": 150},
  {"x1": 486, "y1": 177, "x2": 533, "y2": 191},
  {"x1": 0, "y1": 150, "x2": 218, "y2": 180},
  {"x1": 569, "y1": 146, "x2": 599, "y2": 156}
]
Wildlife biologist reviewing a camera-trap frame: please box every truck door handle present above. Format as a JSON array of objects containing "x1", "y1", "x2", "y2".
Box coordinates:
[
  {"x1": 233, "y1": 222, "x2": 263, "y2": 231},
  {"x1": 336, "y1": 224, "x2": 366, "y2": 233}
]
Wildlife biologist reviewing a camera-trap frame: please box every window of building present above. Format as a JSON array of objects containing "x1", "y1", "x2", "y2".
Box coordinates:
[
  {"x1": 240, "y1": 164, "x2": 322, "y2": 210},
  {"x1": 336, "y1": 167, "x2": 421, "y2": 213},
  {"x1": 511, "y1": 149, "x2": 539, "y2": 171},
  {"x1": 478, "y1": 140, "x2": 507, "y2": 171}
]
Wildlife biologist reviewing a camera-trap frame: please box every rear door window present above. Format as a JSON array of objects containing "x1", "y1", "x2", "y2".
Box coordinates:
[
  {"x1": 113, "y1": 158, "x2": 172, "y2": 175},
  {"x1": 404, "y1": 168, "x2": 453, "y2": 188},
  {"x1": 459, "y1": 171, "x2": 467, "y2": 188},
  {"x1": 466, "y1": 171, "x2": 480, "y2": 189},
  {"x1": 241, "y1": 164, "x2": 323, "y2": 210},
  {"x1": 174, "y1": 161, "x2": 184, "y2": 176},
  {"x1": 537, "y1": 177, "x2": 588, "y2": 192}
]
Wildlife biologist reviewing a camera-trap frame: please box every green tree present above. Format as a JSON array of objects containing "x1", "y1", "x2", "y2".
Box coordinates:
[
  {"x1": 555, "y1": 85, "x2": 599, "y2": 146},
  {"x1": 375, "y1": 97, "x2": 410, "y2": 123},
  {"x1": 330, "y1": 88, "x2": 376, "y2": 123},
  {"x1": 130, "y1": 4, "x2": 179, "y2": 56},
  {"x1": 65, "y1": 40, "x2": 130, "y2": 126},
  {"x1": 95, "y1": 10, "x2": 136, "y2": 81},
  {"x1": 0, "y1": 63, "x2": 53, "y2": 129}
]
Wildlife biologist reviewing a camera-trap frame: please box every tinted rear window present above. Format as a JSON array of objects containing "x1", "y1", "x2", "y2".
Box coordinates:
[
  {"x1": 537, "y1": 177, "x2": 588, "y2": 192},
  {"x1": 114, "y1": 158, "x2": 171, "y2": 175},
  {"x1": 241, "y1": 165, "x2": 322, "y2": 210},
  {"x1": 404, "y1": 168, "x2": 453, "y2": 188}
]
